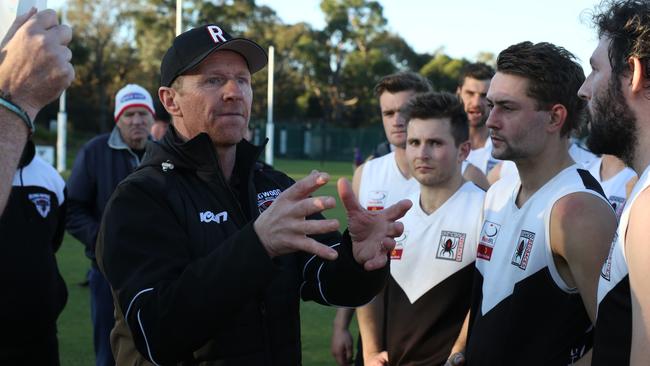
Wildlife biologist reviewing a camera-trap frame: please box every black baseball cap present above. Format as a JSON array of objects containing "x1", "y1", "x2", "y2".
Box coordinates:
[{"x1": 160, "y1": 24, "x2": 268, "y2": 87}]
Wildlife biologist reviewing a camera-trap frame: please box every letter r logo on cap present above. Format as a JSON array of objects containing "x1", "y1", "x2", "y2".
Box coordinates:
[{"x1": 207, "y1": 25, "x2": 227, "y2": 43}]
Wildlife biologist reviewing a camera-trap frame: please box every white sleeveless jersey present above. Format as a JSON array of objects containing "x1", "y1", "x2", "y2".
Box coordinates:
[
  {"x1": 467, "y1": 138, "x2": 500, "y2": 175},
  {"x1": 467, "y1": 165, "x2": 608, "y2": 365},
  {"x1": 384, "y1": 182, "x2": 484, "y2": 364},
  {"x1": 358, "y1": 152, "x2": 419, "y2": 210},
  {"x1": 593, "y1": 165, "x2": 650, "y2": 365},
  {"x1": 391, "y1": 182, "x2": 484, "y2": 303},
  {"x1": 569, "y1": 142, "x2": 598, "y2": 168},
  {"x1": 587, "y1": 158, "x2": 637, "y2": 219}
]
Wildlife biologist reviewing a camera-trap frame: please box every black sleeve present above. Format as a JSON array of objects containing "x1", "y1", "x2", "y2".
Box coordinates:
[
  {"x1": 261, "y1": 168, "x2": 389, "y2": 307},
  {"x1": 65, "y1": 146, "x2": 100, "y2": 251},
  {"x1": 52, "y1": 188, "x2": 67, "y2": 253},
  {"x1": 96, "y1": 178, "x2": 279, "y2": 364},
  {"x1": 299, "y1": 228, "x2": 389, "y2": 307}
]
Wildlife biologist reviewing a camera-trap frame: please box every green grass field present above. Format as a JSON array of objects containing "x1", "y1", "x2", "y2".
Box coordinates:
[{"x1": 56, "y1": 158, "x2": 359, "y2": 365}]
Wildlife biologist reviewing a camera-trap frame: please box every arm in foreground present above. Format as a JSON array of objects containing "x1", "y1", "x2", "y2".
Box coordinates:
[{"x1": 626, "y1": 189, "x2": 650, "y2": 365}]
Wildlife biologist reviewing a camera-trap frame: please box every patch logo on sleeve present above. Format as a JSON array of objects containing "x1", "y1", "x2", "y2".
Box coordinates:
[
  {"x1": 366, "y1": 191, "x2": 387, "y2": 211},
  {"x1": 608, "y1": 196, "x2": 626, "y2": 219},
  {"x1": 257, "y1": 189, "x2": 282, "y2": 213},
  {"x1": 436, "y1": 231, "x2": 466, "y2": 262},
  {"x1": 601, "y1": 233, "x2": 617, "y2": 281},
  {"x1": 391, "y1": 231, "x2": 408, "y2": 260},
  {"x1": 28, "y1": 193, "x2": 51, "y2": 218},
  {"x1": 477, "y1": 221, "x2": 501, "y2": 261},
  {"x1": 511, "y1": 230, "x2": 535, "y2": 270}
]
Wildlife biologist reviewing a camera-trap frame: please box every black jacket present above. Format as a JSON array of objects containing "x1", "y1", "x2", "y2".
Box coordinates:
[
  {"x1": 0, "y1": 141, "x2": 67, "y2": 346},
  {"x1": 96, "y1": 128, "x2": 388, "y2": 365}
]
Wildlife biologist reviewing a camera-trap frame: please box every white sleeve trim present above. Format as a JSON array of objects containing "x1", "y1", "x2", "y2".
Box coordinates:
[
  {"x1": 125, "y1": 288, "x2": 154, "y2": 325},
  {"x1": 302, "y1": 242, "x2": 341, "y2": 279},
  {"x1": 137, "y1": 309, "x2": 161, "y2": 366}
]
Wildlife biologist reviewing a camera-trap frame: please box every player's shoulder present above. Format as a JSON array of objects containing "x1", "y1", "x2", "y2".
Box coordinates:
[{"x1": 551, "y1": 190, "x2": 614, "y2": 229}]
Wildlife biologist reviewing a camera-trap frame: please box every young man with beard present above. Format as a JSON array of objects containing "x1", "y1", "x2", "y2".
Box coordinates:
[
  {"x1": 96, "y1": 24, "x2": 411, "y2": 365},
  {"x1": 363, "y1": 91, "x2": 484, "y2": 366},
  {"x1": 577, "y1": 1, "x2": 650, "y2": 364},
  {"x1": 458, "y1": 63, "x2": 498, "y2": 175},
  {"x1": 464, "y1": 41, "x2": 617, "y2": 365}
]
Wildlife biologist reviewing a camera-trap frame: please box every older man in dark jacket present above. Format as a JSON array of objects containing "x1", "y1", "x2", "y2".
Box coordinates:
[{"x1": 66, "y1": 83, "x2": 155, "y2": 366}]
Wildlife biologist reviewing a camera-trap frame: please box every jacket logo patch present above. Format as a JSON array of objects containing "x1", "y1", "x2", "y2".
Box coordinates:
[
  {"x1": 477, "y1": 221, "x2": 500, "y2": 261},
  {"x1": 601, "y1": 233, "x2": 617, "y2": 281},
  {"x1": 29, "y1": 193, "x2": 51, "y2": 218},
  {"x1": 199, "y1": 210, "x2": 228, "y2": 223},
  {"x1": 391, "y1": 231, "x2": 407, "y2": 260},
  {"x1": 161, "y1": 160, "x2": 174, "y2": 172},
  {"x1": 257, "y1": 189, "x2": 281, "y2": 213},
  {"x1": 366, "y1": 190, "x2": 387, "y2": 211},
  {"x1": 436, "y1": 231, "x2": 466, "y2": 262},
  {"x1": 511, "y1": 230, "x2": 535, "y2": 270}
]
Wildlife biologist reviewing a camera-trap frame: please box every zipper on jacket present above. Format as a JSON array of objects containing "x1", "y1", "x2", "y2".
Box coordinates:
[{"x1": 260, "y1": 301, "x2": 273, "y2": 366}]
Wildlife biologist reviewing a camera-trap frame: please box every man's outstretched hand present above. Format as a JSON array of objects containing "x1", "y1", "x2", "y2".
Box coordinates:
[
  {"x1": 254, "y1": 171, "x2": 340, "y2": 260},
  {"x1": 338, "y1": 178, "x2": 412, "y2": 271}
]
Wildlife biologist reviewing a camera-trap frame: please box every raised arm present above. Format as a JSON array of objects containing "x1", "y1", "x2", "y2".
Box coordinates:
[{"x1": 0, "y1": 9, "x2": 73, "y2": 215}]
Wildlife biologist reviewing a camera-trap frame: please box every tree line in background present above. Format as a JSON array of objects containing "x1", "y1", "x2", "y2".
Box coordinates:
[{"x1": 36, "y1": 0, "x2": 495, "y2": 133}]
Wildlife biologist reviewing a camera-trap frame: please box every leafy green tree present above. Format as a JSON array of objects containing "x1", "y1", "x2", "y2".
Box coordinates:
[
  {"x1": 66, "y1": 0, "x2": 138, "y2": 133},
  {"x1": 420, "y1": 51, "x2": 469, "y2": 92}
]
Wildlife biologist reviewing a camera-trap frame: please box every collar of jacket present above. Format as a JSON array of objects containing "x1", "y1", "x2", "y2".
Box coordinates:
[
  {"x1": 108, "y1": 126, "x2": 152, "y2": 151},
  {"x1": 144, "y1": 125, "x2": 266, "y2": 178}
]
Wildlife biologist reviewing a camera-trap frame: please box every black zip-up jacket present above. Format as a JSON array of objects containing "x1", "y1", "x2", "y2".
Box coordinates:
[{"x1": 96, "y1": 128, "x2": 388, "y2": 365}]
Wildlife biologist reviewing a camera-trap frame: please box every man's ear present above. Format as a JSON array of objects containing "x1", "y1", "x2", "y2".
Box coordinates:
[
  {"x1": 630, "y1": 57, "x2": 646, "y2": 94},
  {"x1": 458, "y1": 140, "x2": 471, "y2": 162},
  {"x1": 547, "y1": 104, "x2": 568, "y2": 134},
  {"x1": 158, "y1": 87, "x2": 182, "y2": 117}
]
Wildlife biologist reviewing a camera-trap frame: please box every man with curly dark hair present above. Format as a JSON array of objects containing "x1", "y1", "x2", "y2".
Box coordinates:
[{"x1": 578, "y1": 1, "x2": 650, "y2": 364}]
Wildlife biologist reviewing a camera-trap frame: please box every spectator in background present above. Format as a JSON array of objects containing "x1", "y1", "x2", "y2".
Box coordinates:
[
  {"x1": 0, "y1": 8, "x2": 74, "y2": 215},
  {"x1": 66, "y1": 84, "x2": 155, "y2": 366}
]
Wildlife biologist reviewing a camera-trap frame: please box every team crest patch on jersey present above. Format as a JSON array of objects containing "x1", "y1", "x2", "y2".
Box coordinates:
[
  {"x1": 28, "y1": 193, "x2": 51, "y2": 218},
  {"x1": 257, "y1": 189, "x2": 282, "y2": 213},
  {"x1": 601, "y1": 233, "x2": 617, "y2": 281},
  {"x1": 391, "y1": 230, "x2": 408, "y2": 260},
  {"x1": 608, "y1": 195, "x2": 626, "y2": 219},
  {"x1": 477, "y1": 221, "x2": 501, "y2": 261},
  {"x1": 366, "y1": 190, "x2": 387, "y2": 211},
  {"x1": 436, "y1": 231, "x2": 466, "y2": 262},
  {"x1": 511, "y1": 230, "x2": 535, "y2": 270}
]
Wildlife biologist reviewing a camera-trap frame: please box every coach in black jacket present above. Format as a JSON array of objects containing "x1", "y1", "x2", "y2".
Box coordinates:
[{"x1": 96, "y1": 24, "x2": 411, "y2": 366}]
